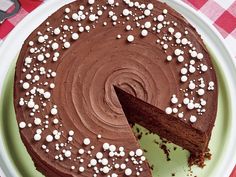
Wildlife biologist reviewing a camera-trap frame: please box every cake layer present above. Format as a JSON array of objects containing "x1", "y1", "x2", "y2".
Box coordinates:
[
  {"x1": 114, "y1": 86, "x2": 209, "y2": 154},
  {"x1": 14, "y1": 0, "x2": 218, "y2": 176}
]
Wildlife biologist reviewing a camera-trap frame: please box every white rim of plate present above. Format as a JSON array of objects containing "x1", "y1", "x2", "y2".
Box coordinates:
[{"x1": 0, "y1": 0, "x2": 235, "y2": 177}]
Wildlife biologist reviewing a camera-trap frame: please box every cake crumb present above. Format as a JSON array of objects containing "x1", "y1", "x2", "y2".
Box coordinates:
[{"x1": 188, "y1": 149, "x2": 211, "y2": 168}]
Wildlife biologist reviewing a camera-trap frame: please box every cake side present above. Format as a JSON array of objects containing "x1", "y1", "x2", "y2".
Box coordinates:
[{"x1": 114, "y1": 86, "x2": 209, "y2": 154}]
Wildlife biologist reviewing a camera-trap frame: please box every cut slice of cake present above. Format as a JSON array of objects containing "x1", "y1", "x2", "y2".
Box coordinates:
[{"x1": 114, "y1": 86, "x2": 214, "y2": 156}]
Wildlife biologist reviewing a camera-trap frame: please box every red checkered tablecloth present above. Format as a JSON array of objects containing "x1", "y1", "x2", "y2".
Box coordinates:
[{"x1": 0, "y1": 0, "x2": 235, "y2": 177}]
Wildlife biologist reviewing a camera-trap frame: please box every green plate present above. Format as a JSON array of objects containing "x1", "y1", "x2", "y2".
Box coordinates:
[{"x1": 0, "y1": 52, "x2": 231, "y2": 177}]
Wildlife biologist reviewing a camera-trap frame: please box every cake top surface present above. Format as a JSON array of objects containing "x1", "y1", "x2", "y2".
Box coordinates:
[{"x1": 14, "y1": 0, "x2": 218, "y2": 176}]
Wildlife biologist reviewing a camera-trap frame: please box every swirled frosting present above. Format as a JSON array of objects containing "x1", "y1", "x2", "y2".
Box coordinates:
[{"x1": 14, "y1": 0, "x2": 218, "y2": 176}]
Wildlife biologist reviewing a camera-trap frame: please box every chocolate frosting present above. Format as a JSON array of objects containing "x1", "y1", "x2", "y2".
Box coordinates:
[{"x1": 14, "y1": 0, "x2": 218, "y2": 176}]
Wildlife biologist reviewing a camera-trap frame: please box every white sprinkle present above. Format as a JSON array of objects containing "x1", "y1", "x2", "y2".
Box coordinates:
[
  {"x1": 163, "y1": 44, "x2": 168, "y2": 50},
  {"x1": 165, "y1": 107, "x2": 172, "y2": 114},
  {"x1": 168, "y1": 27, "x2": 174, "y2": 34},
  {"x1": 25, "y1": 57, "x2": 32, "y2": 64},
  {"x1": 190, "y1": 115, "x2": 197, "y2": 123},
  {"x1": 72, "y1": 33, "x2": 79, "y2": 40},
  {"x1": 103, "y1": 143, "x2": 110, "y2": 150},
  {"x1": 127, "y1": 35, "x2": 134, "y2": 42},
  {"x1": 103, "y1": 166, "x2": 110, "y2": 174},
  {"x1": 72, "y1": 13, "x2": 79, "y2": 20},
  {"x1": 163, "y1": 9, "x2": 168, "y2": 14},
  {"x1": 19, "y1": 100, "x2": 24, "y2": 106},
  {"x1": 120, "y1": 164, "x2": 126, "y2": 169},
  {"x1": 181, "y1": 38, "x2": 188, "y2": 45},
  {"x1": 78, "y1": 148, "x2": 84, "y2": 155},
  {"x1": 96, "y1": 152, "x2": 103, "y2": 159},
  {"x1": 181, "y1": 76, "x2": 188, "y2": 82},
  {"x1": 174, "y1": 32, "x2": 182, "y2": 39},
  {"x1": 109, "y1": 145, "x2": 116, "y2": 152},
  {"x1": 64, "y1": 150, "x2": 71, "y2": 158},
  {"x1": 141, "y1": 29, "x2": 148, "y2": 37},
  {"x1": 37, "y1": 54, "x2": 44, "y2": 61},
  {"x1": 189, "y1": 65, "x2": 196, "y2": 73},
  {"x1": 197, "y1": 53, "x2": 204, "y2": 60},
  {"x1": 97, "y1": 10, "x2": 103, "y2": 17},
  {"x1": 129, "y1": 151, "x2": 135, "y2": 156},
  {"x1": 189, "y1": 81, "x2": 195, "y2": 90},
  {"x1": 101, "y1": 158, "x2": 108, "y2": 165},
  {"x1": 183, "y1": 98, "x2": 190, "y2": 105},
  {"x1": 181, "y1": 68, "x2": 188, "y2": 75},
  {"x1": 54, "y1": 28, "x2": 61, "y2": 35},
  {"x1": 50, "y1": 83, "x2": 55, "y2": 89},
  {"x1": 44, "y1": 92, "x2": 51, "y2": 99},
  {"x1": 201, "y1": 65, "x2": 208, "y2": 72},
  {"x1": 52, "y1": 42, "x2": 59, "y2": 50},
  {"x1": 191, "y1": 51, "x2": 198, "y2": 58},
  {"x1": 19, "y1": 122, "x2": 26, "y2": 129},
  {"x1": 157, "y1": 23, "x2": 163, "y2": 30},
  {"x1": 34, "y1": 134, "x2": 41, "y2": 141},
  {"x1": 126, "y1": 25, "x2": 132, "y2": 31},
  {"x1": 136, "y1": 149, "x2": 143, "y2": 156},
  {"x1": 23, "y1": 82, "x2": 30, "y2": 89},
  {"x1": 79, "y1": 167, "x2": 85, "y2": 172},
  {"x1": 27, "y1": 100, "x2": 35, "y2": 108},
  {"x1": 108, "y1": 0, "x2": 114, "y2": 5},
  {"x1": 157, "y1": 15, "x2": 164, "y2": 22},
  {"x1": 198, "y1": 89, "x2": 205, "y2": 96},
  {"x1": 144, "y1": 9, "x2": 151, "y2": 16},
  {"x1": 38, "y1": 36, "x2": 45, "y2": 43},
  {"x1": 111, "y1": 173, "x2": 118, "y2": 177},
  {"x1": 89, "y1": 14, "x2": 96, "y2": 22},
  {"x1": 174, "y1": 49, "x2": 181, "y2": 56},
  {"x1": 34, "y1": 118, "x2": 41, "y2": 125},
  {"x1": 201, "y1": 99, "x2": 207, "y2": 106},
  {"x1": 53, "y1": 118, "x2": 59, "y2": 124},
  {"x1": 79, "y1": 26, "x2": 84, "y2": 33},
  {"x1": 64, "y1": 42, "x2": 70, "y2": 49},
  {"x1": 144, "y1": 21, "x2": 151, "y2": 29},
  {"x1": 46, "y1": 135, "x2": 53, "y2": 142},
  {"x1": 51, "y1": 72, "x2": 56, "y2": 77},
  {"x1": 178, "y1": 112, "x2": 184, "y2": 118},
  {"x1": 166, "y1": 55, "x2": 172, "y2": 61},
  {"x1": 123, "y1": 9, "x2": 130, "y2": 16},
  {"x1": 209, "y1": 81, "x2": 214, "y2": 87},
  {"x1": 171, "y1": 95, "x2": 178, "y2": 104},
  {"x1": 117, "y1": 34, "x2": 121, "y2": 39},
  {"x1": 51, "y1": 108, "x2": 58, "y2": 115},
  {"x1": 65, "y1": 8, "x2": 70, "y2": 13},
  {"x1": 177, "y1": 55, "x2": 184, "y2": 62},
  {"x1": 90, "y1": 159, "x2": 97, "y2": 166},
  {"x1": 187, "y1": 102, "x2": 195, "y2": 110},
  {"x1": 147, "y1": 3, "x2": 154, "y2": 10},
  {"x1": 173, "y1": 108, "x2": 178, "y2": 113},
  {"x1": 69, "y1": 130, "x2": 74, "y2": 136},
  {"x1": 29, "y1": 41, "x2": 34, "y2": 46},
  {"x1": 125, "y1": 168, "x2": 132, "y2": 176},
  {"x1": 83, "y1": 138, "x2": 90, "y2": 145}
]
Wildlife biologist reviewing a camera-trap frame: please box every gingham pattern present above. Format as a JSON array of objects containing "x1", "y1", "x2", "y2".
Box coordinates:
[
  {"x1": 0, "y1": 0, "x2": 235, "y2": 177},
  {"x1": 183, "y1": 0, "x2": 236, "y2": 59}
]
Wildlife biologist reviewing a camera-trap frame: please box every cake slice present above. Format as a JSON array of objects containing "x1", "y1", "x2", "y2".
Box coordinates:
[{"x1": 114, "y1": 86, "x2": 214, "y2": 156}]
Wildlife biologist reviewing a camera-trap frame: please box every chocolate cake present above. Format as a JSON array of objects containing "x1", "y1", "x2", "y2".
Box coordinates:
[{"x1": 14, "y1": 0, "x2": 218, "y2": 176}]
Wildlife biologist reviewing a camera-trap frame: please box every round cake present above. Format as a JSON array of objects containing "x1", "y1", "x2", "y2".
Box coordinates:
[{"x1": 14, "y1": 0, "x2": 218, "y2": 176}]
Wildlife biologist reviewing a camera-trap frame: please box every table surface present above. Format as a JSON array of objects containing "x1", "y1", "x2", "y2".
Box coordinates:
[{"x1": 0, "y1": 0, "x2": 235, "y2": 177}]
